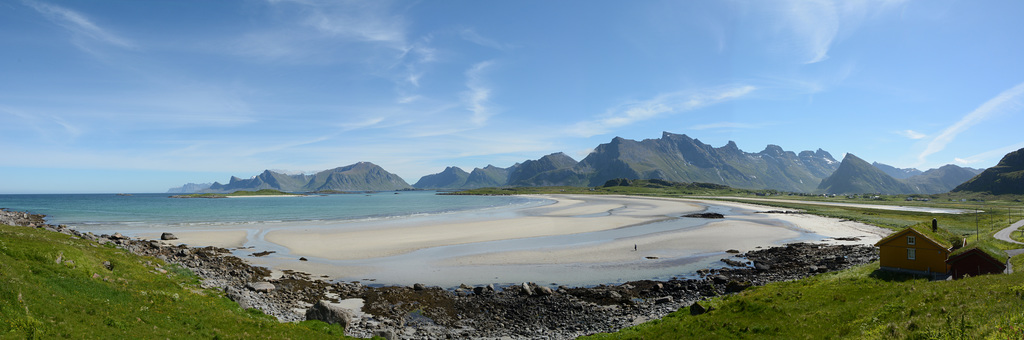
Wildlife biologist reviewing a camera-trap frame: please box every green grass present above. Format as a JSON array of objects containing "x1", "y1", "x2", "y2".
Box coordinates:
[
  {"x1": 583, "y1": 257, "x2": 1024, "y2": 339},
  {"x1": 0, "y1": 224, "x2": 355, "y2": 339},
  {"x1": 450, "y1": 179, "x2": 748, "y2": 196}
]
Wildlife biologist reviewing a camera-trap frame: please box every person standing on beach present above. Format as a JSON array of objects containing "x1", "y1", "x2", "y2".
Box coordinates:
[{"x1": 634, "y1": 244, "x2": 637, "y2": 251}]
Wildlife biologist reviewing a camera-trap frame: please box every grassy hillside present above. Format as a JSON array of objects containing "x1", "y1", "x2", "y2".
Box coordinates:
[
  {"x1": 574, "y1": 188, "x2": 1024, "y2": 339},
  {"x1": 582, "y1": 257, "x2": 1024, "y2": 339},
  {"x1": 0, "y1": 224, "x2": 354, "y2": 339}
]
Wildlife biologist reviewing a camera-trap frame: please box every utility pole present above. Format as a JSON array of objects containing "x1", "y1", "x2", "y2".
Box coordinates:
[{"x1": 975, "y1": 204, "x2": 979, "y2": 243}]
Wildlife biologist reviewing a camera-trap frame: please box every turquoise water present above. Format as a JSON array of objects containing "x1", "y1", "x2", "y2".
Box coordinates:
[
  {"x1": 0, "y1": 191, "x2": 542, "y2": 231},
  {"x1": 0, "y1": 192, "x2": 847, "y2": 287}
]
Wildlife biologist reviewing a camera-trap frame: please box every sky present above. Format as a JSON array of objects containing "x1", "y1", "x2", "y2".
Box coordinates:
[{"x1": 2, "y1": 0, "x2": 1023, "y2": 194}]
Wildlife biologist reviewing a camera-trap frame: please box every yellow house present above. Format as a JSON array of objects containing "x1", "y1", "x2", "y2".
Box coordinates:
[{"x1": 875, "y1": 227, "x2": 953, "y2": 275}]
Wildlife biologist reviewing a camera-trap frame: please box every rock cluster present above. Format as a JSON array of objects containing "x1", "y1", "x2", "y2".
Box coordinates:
[
  {"x1": 0, "y1": 208, "x2": 48, "y2": 227},
  {"x1": 2, "y1": 209, "x2": 879, "y2": 339},
  {"x1": 682, "y1": 212, "x2": 725, "y2": 218}
]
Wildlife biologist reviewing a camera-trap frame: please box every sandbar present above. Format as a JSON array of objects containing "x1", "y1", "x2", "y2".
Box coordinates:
[
  {"x1": 263, "y1": 194, "x2": 704, "y2": 260},
  {"x1": 149, "y1": 194, "x2": 892, "y2": 285}
]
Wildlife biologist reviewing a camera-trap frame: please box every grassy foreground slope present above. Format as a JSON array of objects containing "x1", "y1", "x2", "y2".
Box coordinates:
[
  {"x1": 582, "y1": 258, "x2": 1024, "y2": 339},
  {"x1": 457, "y1": 181, "x2": 1024, "y2": 338},
  {"x1": 0, "y1": 224, "x2": 352, "y2": 339}
]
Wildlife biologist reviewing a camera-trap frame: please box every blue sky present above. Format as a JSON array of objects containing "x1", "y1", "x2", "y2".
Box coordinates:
[{"x1": 2, "y1": 0, "x2": 1023, "y2": 193}]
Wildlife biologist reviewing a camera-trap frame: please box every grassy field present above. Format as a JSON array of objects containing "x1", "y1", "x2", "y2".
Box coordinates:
[
  {"x1": 0, "y1": 224, "x2": 355, "y2": 339},
  {"x1": 457, "y1": 182, "x2": 1024, "y2": 339},
  {"x1": 508, "y1": 183, "x2": 1023, "y2": 339},
  {"x1": 581, "y1": 257, "x2": 1024, "y2": 339}
]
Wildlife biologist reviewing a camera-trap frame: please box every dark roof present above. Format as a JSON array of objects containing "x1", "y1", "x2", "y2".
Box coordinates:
[
  {"x1": 875, "y1": 225, "x2": 953, "y2": 249},
  {"x1": 947, "y1": 247, "x2": 1008, "y2": 267}
]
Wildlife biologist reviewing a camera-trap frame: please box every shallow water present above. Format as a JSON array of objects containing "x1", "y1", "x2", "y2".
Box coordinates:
[{"x1": 0, "y1": 192, "x2": 853, "y2": 287}]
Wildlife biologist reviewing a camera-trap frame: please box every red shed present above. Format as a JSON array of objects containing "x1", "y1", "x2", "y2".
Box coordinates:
[{"x1": 946, "y1": 248, "x2": 1006, "y2": 279}]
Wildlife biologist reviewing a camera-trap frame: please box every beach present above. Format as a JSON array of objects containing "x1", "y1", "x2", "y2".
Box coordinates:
[
  {"x1": 157, "y1": 194, "x2": 891, "y2": 286},
  {"x1": 2, "y1": 206, "x2": 888, "y2": 339}
]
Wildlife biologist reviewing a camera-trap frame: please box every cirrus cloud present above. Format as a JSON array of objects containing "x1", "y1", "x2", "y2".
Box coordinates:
[{"x1": 570, "y1": 85, "x2": 757, "y2": 137}]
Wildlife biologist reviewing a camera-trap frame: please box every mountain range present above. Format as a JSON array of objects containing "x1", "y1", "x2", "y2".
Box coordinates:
[
  {"x1": 413, "y1": 132, "x2": 845, "y2": 192},
  {"x1": 169, "y1": 131, "x2": 995, "y2": 195},
  {"x1": 413, "y1": 132, "x2": 983, "y2": 195},
  {"x1": 168, "y1": 162, "x2": 411, "y2": 193},
  {"x1": 952, "y1": 147, "x2": 1024, "y2": 195}
]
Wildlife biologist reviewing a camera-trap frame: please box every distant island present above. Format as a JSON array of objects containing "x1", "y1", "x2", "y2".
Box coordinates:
[
  {"x1": 168, "y1": 162, "x2": 411, "y2": 194},
  {"x1": 170, "y1": 189, "x2": 305, "y2": 198}
]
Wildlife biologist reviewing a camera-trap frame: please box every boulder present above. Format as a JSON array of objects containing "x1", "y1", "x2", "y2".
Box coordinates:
[
  {"x1": 654, "y1": 296, "x2": 674, "y2": 304},
  {"x1": 535, "y1": 286, "x2": 554, "y2": 296},
  {"x1": 102, "y1": 261, "x2": 113, "y2": 271},
  {"x1": 160, "y1": 232, "x2": 178, "y2": 240},
  {"x1": 690, "y1": 302, "x2": 708, "y2": 315},
  {"x1": 374, "y1": 329, "x2": 397, "y2": 340},
  {"x1": 413, "y1": 283, "x2": 425, "y2": 291},
  {"x1": 725, "y1": 280, "x2": 751, "y2": 293},
  {"x1": 305, "y1": 300, "x2": 353, "y2": 328},
  {"x1": 247, "y1": 282, "x2": 276, "y2": 293},
  {"x1": 521, "y1": 282, "x2": 534, "y2": 296},
  {"x1": 225, "y1": 286, "x2": 253, "y2": 309}
]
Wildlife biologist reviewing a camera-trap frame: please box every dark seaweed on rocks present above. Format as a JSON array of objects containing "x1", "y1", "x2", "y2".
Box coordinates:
[
  {"x1": 683, "y1": 212, "x2": 725, "y2": 218},
  {"x1": 3, "y1": 209, "x2": 878, "y2": 339}
]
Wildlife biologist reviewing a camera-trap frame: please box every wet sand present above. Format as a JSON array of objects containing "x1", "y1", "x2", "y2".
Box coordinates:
[{"x1": 163, "y1": 195, "x2": 892, "y2": 286}]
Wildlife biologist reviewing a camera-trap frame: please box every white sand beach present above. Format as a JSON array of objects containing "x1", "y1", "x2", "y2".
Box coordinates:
[
  {"x1": 163, "y1": 195, "x2": 892, "y2": 286},
  {"x1": 141, "y1": 230, "x2": 250, "y2": 249}
]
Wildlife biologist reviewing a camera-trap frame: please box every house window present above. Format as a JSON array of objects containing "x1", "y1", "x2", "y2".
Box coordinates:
[
  {"x1": 907, "y1": 236, "x2": 916, "y2": 245},
  {"x1": 907, "y1": 248, "x2": 916, "y2": 260}
]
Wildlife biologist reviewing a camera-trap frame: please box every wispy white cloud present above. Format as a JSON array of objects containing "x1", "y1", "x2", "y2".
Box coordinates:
[
  {"x1": 25, "y1": 1, "x2": 134, "y2": 49},
  {"x1": 897, "y1": 129, "x2": 926, "y2": 139},
  {"x1": 397, "y1": 95, "x2": 423, "y2": 104},
  {"x1": 459, "y1": 28, "x2": 515, "y2": 50},
  {"x1": 953, "y1": 142, "x2": 1024, "y2": 167},
  {"x1": 463, "y1": 61, "x2": 496, "y2": 126},
  {"x1": 570, "y1": 85, "x2": 757, "y2": 137},
  {"x1": 0, "y1": 105, "x2": 83, "y2": 140},
  {"x1": 690, "y1": 122, "x2": 764, "y2": 131},
  {"x1": 251, "y1": 0, "x2": 440, "y2": 101},
  {"x1": 294, "y1": 0, "x2": 407, "y2": 46},
  {"x1": 338, "y1": 117, "x2": 385, "y2": 131},
  {"x1": 764, "y1": 0, "x2": 907, "y2": 64},
  {"x1": 918, "y1": 82, "x2": 1024, "y2": 163},
  {"x1": 776, "y1": 0, "x2": 839, "y2": 64},
  {"x1": 236, "y1": 0, "x2": 408, "y2": 61}
]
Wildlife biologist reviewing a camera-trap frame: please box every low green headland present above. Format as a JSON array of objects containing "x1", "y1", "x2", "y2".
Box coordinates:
[
  {"x1": 171, "y1": 189, "x2": 305, "y2": 198},
  {"x1": 0, "y1": 224, "x2": 353, "y2": 339}
]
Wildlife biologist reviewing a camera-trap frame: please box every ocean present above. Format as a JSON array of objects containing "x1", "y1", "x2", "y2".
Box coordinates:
[{"x1": 0, "y1": 191, "x2": 542, "y2": 232}]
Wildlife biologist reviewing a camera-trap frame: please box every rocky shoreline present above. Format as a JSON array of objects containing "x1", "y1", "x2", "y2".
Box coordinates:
[{"x1": 2, "y1": 208, "x2": 878, "y2": 339}]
